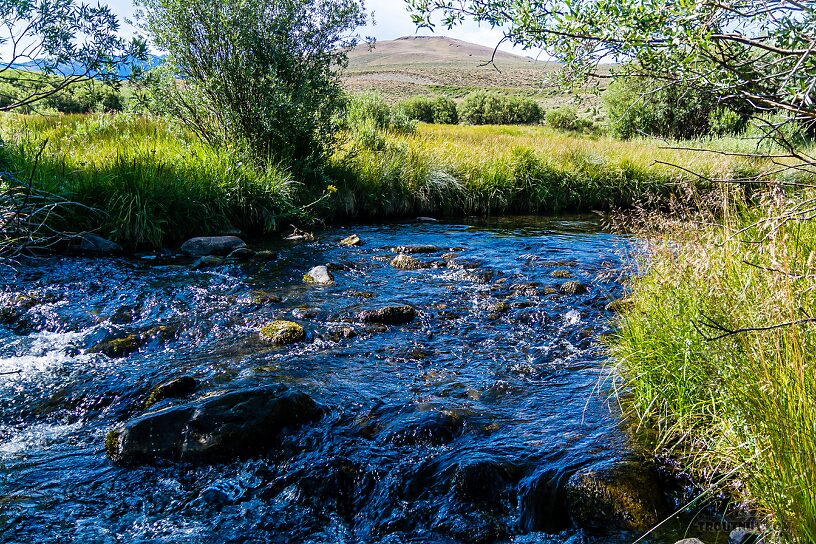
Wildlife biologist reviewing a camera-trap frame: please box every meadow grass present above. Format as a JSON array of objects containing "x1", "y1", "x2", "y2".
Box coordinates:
[
  {"x1": 330, "y1": 123, "x2": 769, "y2": 219},
  {"x1": 0, "y1": 113, "x2": 298, "y2": 248},
  {"x1": 609, "y1": 196, "x2": 816, "y2": 542},
  {"x1": 0, "y1": 113, "x2": 779, "y2": 248}
]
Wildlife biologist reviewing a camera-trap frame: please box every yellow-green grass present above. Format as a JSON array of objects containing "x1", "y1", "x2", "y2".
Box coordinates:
[
  {"x1": 609, "y1": 197, "x2": 816, "y2": 542},
  {"x1": 330, "y1": 123, "x2": 770, "y2": 219}
]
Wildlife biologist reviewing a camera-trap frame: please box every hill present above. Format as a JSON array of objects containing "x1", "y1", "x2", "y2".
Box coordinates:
[{"x1": 344, "y1": 36, "x2": 604, "y2": 113}]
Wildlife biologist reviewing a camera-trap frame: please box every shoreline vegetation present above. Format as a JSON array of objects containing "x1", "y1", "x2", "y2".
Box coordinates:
[
  {"x1": 2, "y1": 108, "x2": 815, "y2": 541},
  {"x1": 0, "y1": 112, "x2": 778, "y2": 249}
]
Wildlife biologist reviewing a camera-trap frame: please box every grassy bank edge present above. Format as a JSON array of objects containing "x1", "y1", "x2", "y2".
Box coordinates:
[{"x1": 607, "y1": 198, "x2": 816, "y2": 543}]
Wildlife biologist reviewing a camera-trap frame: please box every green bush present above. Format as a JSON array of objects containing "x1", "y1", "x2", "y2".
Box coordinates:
[
  {"x1": 400, "y1": 96, "x2": 434, "y2": 123},
  {"x1": 346, "y1": 92, "x2": 415, "y2": 150},
  {"x1": 458, "y1": 91, "x2": 542, "y2": 125},
  {"x1": 141, "y1": 0, "x2": 366, "y2": 167},
  {"x1": 430, "y1": 96, "x2": 458, "y2": 124},
  {"x1": 546, "y1": 106, "x2": 579, "y2": 130},
  {"x1": 604, "y1": 76, "x2": 746, "y2": 139},
  {"x1": 399, "y1": 96, "x2": 458, "y2": 124}
]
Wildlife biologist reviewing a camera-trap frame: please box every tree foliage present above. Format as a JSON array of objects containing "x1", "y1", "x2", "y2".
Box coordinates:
[
  {"x1": 138, "y1": 0, "x2": 366, "y2": 166},
  {"x1": 0, "y1": 0, "x2": 145, "y2": 111},
  {"x1": 603, "y1": 76, "x2": 742, "y2": 139}
]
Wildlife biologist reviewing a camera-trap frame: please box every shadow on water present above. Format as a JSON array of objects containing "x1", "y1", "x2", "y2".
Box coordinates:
[{"x1": 0, "y1": 216, "x2": 723, "y2": 543}]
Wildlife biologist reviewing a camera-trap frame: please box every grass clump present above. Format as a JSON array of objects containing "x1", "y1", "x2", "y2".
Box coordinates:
[
  {"x1": 609, "y1": 196, "x2": 816, "y2": 542},
  {"x1": 0, "y1": 113, "x2": 298, "y2": 249}
]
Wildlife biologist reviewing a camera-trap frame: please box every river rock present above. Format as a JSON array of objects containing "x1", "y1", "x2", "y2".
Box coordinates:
[
  {"x1": 87, "y1": 333, "x2": 143, "y2": 358},
  {"x1": 260, "y1": 320, "x2": 306, "y2": 345},
  {"x1": 181, "y1": 236, "x2": 246, "y2": 257},
  {"x1": 519, "y1": 468, "x2": 571, "y2": 533},
  {"x1": 729, "y1": 528, "x2": 762, "y2": 544},
  {"x1": 676, "y1": 539, "x2": 706, "y2": 544},
  {"x1": 226, "y1": 247, "x2": 255, "y2": 261},
  {"x1": 565, "y1": 460, "x2": 667, "y2": 532},
  {"x1": 340, "y1": 234, "x2": 362, "y2": 247},
  {"x1": 192, "y1": 256, "x2": 224, "y2": 269},
  {"x1": 387, "y1": 410, "x2": 464, "y2": 446},
  {"x1": 78, "y1": 233, "x2": 122, "y2": 254},
  {"x1": 252, "y1": 290, "x2": 282, "y2": 304},
  {"x1": 391, "y1": 254, "x2": 429, "y2": 270},
  {"x1": 143, "y1": 376, "x2": 198, "y2": 409},
  {"x1": 451, "y1": 459, "x2": 513, "y2": 504},
  {"x1": 393, "y1": 244, "x2": 439, "y2": 254},
  {"x1": 105, "y1": 385, "x2": 323, "y2": 464},
  {"x1": 303, "y1": 265, "x2": 334, "y2": 285},
  {"x1": 416, "y1": 216, "x2": 439, "y2": 222},
  {"x1": 358, "y1": 305, "x2": 417, "y2": 325},
  {"x1": 551, "y1": 269, "x2": 572, "y2": 278},
  {"x1": 560, "y1": 281, "x2": 588, "y2": 295}
]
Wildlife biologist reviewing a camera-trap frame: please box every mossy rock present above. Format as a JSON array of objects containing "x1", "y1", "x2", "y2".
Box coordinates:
[
  {"x1": 391, "y1": 254, "x2": 430, "y2": 270},
  {"x1": 551, "y1": 269, "x2": 573, "y2": 278},
  {"x1": 340, "y1": 234, "x2": 362, "y2": 247},
  {"x1": 560, "y1": 281, "x2": 588, "y2": 295},
  {"x1": 260, "y1": 320, "x2": 306, "y2": 345},
  {"x1": 303, "y1": 265, "x2": 334, "y2": 285},
  {"x1": 143, "y1": 376, "x2": 198, "y2": 410},
  {"x1": 105, "y1": 428, "x2": 122, "y2": 459},
  {"x1": 566, "y1": 461, "x2": 668, "y2": 532},
  {"x1": 88, "y1": 334, "x2": 143, "y2": 358},
  {"x1": 252, "y1": 290, "x2": 282, "y2": 304},
  {"x1": 605, "y1": 297, "x2": 633, "y2": 313}
]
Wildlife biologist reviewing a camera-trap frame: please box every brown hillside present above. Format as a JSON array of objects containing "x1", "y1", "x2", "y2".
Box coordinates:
[{"x1": 343, "y1": 36, "x2": 605, "y2": 113}]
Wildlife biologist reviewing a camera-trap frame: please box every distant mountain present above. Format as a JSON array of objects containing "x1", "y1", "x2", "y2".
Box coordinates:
[
  {"x1": 346, "y1": 35, "x2": 553, "y2": 71},
  {"x1": 9, "y1": 54, "x2": 165, "y2": 79}
]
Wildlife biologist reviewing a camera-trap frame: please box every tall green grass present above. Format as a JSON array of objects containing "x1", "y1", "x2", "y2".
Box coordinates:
[
  {"x1": 330, "y1": 123, "x2": 768, "y2": 219},
  {"x1": 0, "y1": 112, "x2": 780, "y2": 248},
  {"x1": 0, "y1": 113, "x2": 297, "y2": 248},
  {"x1": 609, "y1": 196, "x2": 816, "y2": 542}
]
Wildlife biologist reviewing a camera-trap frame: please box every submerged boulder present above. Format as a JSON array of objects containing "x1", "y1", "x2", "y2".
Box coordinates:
[
  {"x1": 226, "y1": 247, "x2": 255, "y2": 261},
  {"x1": 78, "y1": 233, "x2": 122, "y2": 254},
  {"x1": 181, "y1": 236, "x2": 246, "y2": 257},
  {"x1": 392, "y1": 244, "x2": 439, "y2": 254},
  {"x1": 143, "y1": 376, "x2": 198, "y2": 409},
  {"x1": 260, "y1": 320, "x2": 305, "y2": 345},
  {"x1": 565, "y1": 460, "x2": 668, "y2": 532},
  {"x1": 106, "y1": 385, "x2": 323, "y2": 464},
  {"x1": 391, "y1": 254, "x2": 429, "y2": 270},
  {"x1": 358, "y1": 305, "x2": 417, "y2": 325},
  {"x1": 303, "y1": 265, "x2": 334, "y2": 285},
  {"x1": 560, "y1": 281, "x2": 588, "y2": 295}
]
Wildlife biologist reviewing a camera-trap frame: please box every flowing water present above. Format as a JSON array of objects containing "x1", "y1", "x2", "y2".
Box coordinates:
[{"x1": 0, "y1": 217, "x2": 689, "y2": 543}]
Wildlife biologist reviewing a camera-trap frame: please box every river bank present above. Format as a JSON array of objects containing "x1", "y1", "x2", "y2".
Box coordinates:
[
  {"x1": 0, "y1": 113, "x2": 769, "y2": 251},
  {"x1": 609, "y1": 199, "x2": 816, "y2": 544}
]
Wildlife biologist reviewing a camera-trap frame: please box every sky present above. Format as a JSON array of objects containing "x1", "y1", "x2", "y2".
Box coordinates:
[{"x1": 103, "y1": 0, "x2": 523, "y2": 54}]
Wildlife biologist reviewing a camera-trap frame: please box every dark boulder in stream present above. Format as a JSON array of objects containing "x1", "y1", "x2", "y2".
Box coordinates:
[
  {"x1": 180, "y1": 236, "x2": 246, "y2": 257},
  {"x1": 358, "y1": 305, "x2": 417, "y2": 325},
  {"x1": 77, "y1": 233, "x2": 122, "y2": 254},
  {"x1": 106, "y1": 385, "x2": 323, "y2": 464},
  {"x1": 565, "y1": 460, "x2": 668, "y2": 532}
]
